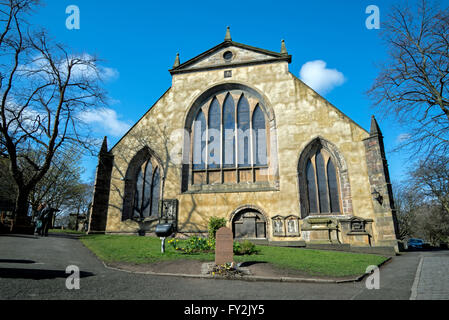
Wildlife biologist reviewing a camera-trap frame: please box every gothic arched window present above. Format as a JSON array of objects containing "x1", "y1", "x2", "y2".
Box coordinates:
[
  {"x1": 190, "y1": 90, "x2": 270, "y2": 185},
  {"x1": 133, "y1": 158, "x2": 161, "y2": 219},
  {"x1": 304, "y1": 148, "x2": 341, "y2": 215}
]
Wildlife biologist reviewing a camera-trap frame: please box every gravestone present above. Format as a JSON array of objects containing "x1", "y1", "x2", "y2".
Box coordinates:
[{"x1": 215, "y1": 227, "x2": 234, "y2": 265}]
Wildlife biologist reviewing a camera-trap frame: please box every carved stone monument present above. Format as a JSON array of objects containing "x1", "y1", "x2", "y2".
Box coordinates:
[
  {"x1": 215, "y1": 227, "x2": 234, "y2": 265},
  {"x1": 159, "y1": 199, "x2": 178, "y2": 230}
]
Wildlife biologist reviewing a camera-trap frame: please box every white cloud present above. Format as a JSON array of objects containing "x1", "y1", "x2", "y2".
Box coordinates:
[
  {"x1": 63, "y1": 54, "x2": 119, "y2": 82},
  {"x1": 299, "y1": 60, "x2": 346, "y2": 95},
  {"x1": 396, "y1": 133, "x2": 411, "y2": 143},
  {"x1": 97, "y1": 66, "x2": 119, "y2": 82},
  {"x1": 22, "y1": 53, "x2": 119, "y2": 82},
  {"x1": 79, "y1": 108, "x2": 131, "y2": 137},
  {"x1": 4, "y1": 100, "x2": 46, "y2": 134}
]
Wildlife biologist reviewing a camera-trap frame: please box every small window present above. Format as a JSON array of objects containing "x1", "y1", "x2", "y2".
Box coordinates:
[{"x1": 223, "y1": 51, "x2": 233, "y2": 61}]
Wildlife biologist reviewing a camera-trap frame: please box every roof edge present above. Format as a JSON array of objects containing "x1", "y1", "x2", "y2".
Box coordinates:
[
  {"x1": 169, "y1": 40, "x2": 291, "y2": 74},
  {"x1": 109, "y1": 87, "x2": 172, "y2": 152}
]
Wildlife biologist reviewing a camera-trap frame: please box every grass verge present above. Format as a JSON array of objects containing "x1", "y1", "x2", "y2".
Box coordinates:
[{"x1": 80, "y1": 234, "x2": 388, "y2": 277}]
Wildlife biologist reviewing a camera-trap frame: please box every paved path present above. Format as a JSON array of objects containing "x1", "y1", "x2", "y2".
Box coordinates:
[
  {"x1": 411, "y1": 254, "x2": 449, "y2": 300},
  {"x1": 0, "y1": 233, "x2": 447, "y2": 300}
]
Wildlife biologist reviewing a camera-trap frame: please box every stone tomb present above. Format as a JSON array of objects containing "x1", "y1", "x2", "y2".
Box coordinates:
[{"x1": 215, "y1": 227, "x2": 234, "y2": 265}]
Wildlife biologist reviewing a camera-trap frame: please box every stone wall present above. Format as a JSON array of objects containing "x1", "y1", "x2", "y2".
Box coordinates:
[
  {"x1": 363, "y1": 118, "x2": 400, "y2": 248},
  {"x1": 88, "y1": 138, "x2": 113, "y2": 234},
  {"x1": 102, "y1": 51, "x2": 398, "y2": 248}
]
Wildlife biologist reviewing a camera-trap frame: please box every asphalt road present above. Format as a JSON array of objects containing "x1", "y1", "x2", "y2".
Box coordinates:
[{"x1": 0, "y1": 233, "x2": 447, "y2": 300}]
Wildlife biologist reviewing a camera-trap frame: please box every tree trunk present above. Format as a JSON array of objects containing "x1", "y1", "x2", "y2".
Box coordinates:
[{"x1": 14, "y1": 188, "x2": 30, "y2": 220}]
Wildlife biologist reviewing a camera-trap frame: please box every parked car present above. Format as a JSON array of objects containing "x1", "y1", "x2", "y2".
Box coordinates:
[
  {"x1": 422, "y1": 242, "x2": 431, "y2": 249},
  {"x1": 407, "y1": 238, "x2": 425, "y2": 249}
]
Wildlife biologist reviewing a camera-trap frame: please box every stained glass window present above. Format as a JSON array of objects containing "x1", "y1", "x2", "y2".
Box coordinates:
[
  {"x1": 305, "y1": 148, "x2": 340, "y2": 215},
  {"x1": 190, "y1": 91, "x2": 270, "y2": 185},
  {"x1": 141, "y1": 160, "x2": 153, "y2": 217},
  {"x1": 193, "y1": 110, "x2": 206, "y2": 170},
  {"x1": 252, "y1": 105, "x2": 267, "y2": 166},
  {"x1": 208, "y1": 98, "x2": 221, "y2": 169},
  {"x1": 223, "y1": 94, "x2": 235, "y2": 168},
  {"x1": 133, "y1": 160, "x2": 161, "y2": 219},
  {"x1": 327, "y1": 160, "x2": 340, "y2": 213},
  {"x1": 237, "y1": 95, "x2": 250, "y2": 168},
  {"x1": 316, "y1": 151, "x2": 329, "y2": 213},
  {"x1": 151, "y1": 166, "x2": 160, "y2": 217},
  {"x1": 306, "y1": 159, "x2": 318, "y2": 214}
]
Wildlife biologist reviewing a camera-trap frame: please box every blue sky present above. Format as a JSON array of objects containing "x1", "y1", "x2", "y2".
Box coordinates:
[{"x1": 31, "y1": 0, "x2": 412, "y2": 183}]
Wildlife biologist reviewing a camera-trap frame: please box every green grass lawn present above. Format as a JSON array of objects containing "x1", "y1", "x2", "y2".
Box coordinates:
[{"x1": 80, "y1": 234, "x2": 388, "y2": 277}]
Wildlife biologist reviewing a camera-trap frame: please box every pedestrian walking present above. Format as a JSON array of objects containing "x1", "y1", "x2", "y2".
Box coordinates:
[{"x1": 34, "y1": 203, "x2": 47, "y2": 236}]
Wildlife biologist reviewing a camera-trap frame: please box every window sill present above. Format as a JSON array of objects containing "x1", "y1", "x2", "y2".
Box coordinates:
[
  {"x1": 130, "y1": 216, "x2": 160, "y2": 223},
  {"x1": 183, "y1": 181, "x2": 279, "y2": 194}
]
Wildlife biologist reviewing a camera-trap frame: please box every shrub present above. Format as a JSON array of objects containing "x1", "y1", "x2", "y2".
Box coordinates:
[
  {"x1": 184, "y1": 236, "x2": 211, "y2": 253},
  {"x1": 233, "y1": 241, "x2": 241, "y2": 254},
  {"x1": 168, "y1": 236, "x2": 213, "y2": 254},
  {"x1": 234, "y1": 240, "x2": 258, "y2": 255},
  {"x1": 208, "y1": 217, "x2": 227, "y2": 240}
]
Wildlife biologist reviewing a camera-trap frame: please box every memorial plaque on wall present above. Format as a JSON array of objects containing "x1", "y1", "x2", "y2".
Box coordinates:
[
  {"x1": 285, "y1": 215, "x2": 300, "y2": 236},
  {"x1": 271, "y1": 215, "x2": 285, "y2": 237},
  {"x1": 159, "y1": 199, "x2": 178, "y2": 229},
  {"x1": 350, "y1": 218, "x2": 366, "y2": 232}
]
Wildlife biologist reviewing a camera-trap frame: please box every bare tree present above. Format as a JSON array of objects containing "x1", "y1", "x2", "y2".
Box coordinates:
[
  {"x1": 64, "y1": 181, "x2": 93, "y2": 230},
  {"x1": 0, "y1": 1, "x2": 106, "y2": 222},
  {"x1": 410, "y1": 202, "x2": 449, "y2": 245},
  {"x1": 368, "y1": 0, "x2": 449, "y2": 156},
  {"x1": 393, "y1": 182, "x2": 419, "y2": 240},
  {"x1": 410, "y1": 155, "x2": 449, "y2": 214},
  {"x1": 28, "y1": 146, "x2": 85, "y2": 218},
  {"x1": 393, "y1": 156, "x2": 449, "y2": 245}
]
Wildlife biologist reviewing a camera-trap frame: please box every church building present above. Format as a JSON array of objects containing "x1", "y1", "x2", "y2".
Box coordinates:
[{"x1": 88, "y1": 28, "x2": 400, "y2": 251}]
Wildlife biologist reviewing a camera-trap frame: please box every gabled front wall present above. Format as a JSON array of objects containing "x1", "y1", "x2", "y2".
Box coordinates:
[{"x1": 105, "y1": 56, "x2": 393, "y2": 246}]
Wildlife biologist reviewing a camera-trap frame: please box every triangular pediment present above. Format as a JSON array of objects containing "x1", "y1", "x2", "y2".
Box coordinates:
[{"x1": 169, "y1": 41, "x2": 291, "y2": 75}]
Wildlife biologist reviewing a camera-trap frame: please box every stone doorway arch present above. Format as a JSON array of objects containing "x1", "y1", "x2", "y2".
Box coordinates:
[{"x1": 231, "y1": 207, "x2": 267, "y2": 239}]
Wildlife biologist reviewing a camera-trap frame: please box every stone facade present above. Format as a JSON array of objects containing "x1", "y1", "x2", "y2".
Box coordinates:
[
  {"x1": 88, "y1": 32, "x2": 400, "y2": 251},
  {"x1": 362, "y1": 117, "x2": 400, "y2": 247},
  {"x1": 88, "y1": 137, "x2": 113, "y2": 234}
]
